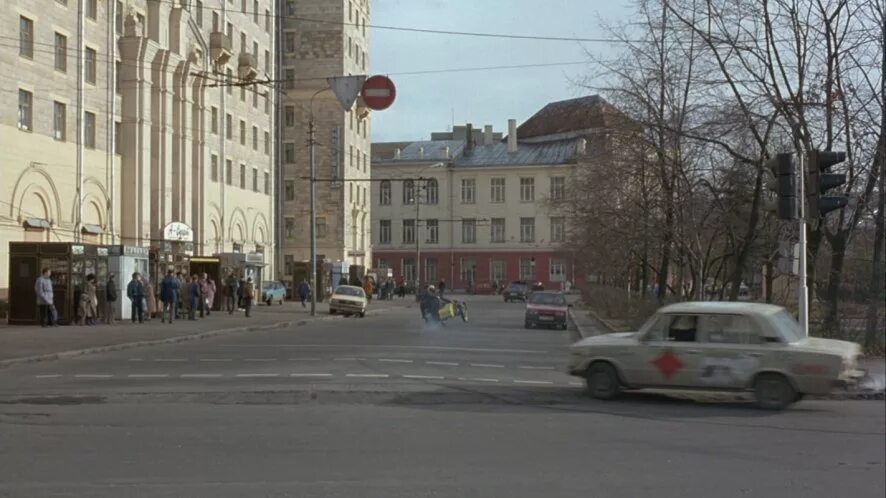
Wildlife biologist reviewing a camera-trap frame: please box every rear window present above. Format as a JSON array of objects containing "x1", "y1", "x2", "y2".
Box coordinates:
[{"x1": 528, "y1": 293, "x2": 565, "y2": 306}]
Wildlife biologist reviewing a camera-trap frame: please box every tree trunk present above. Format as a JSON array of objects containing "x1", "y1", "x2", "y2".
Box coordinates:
[
  {"x1": 864, "y1": 137, "x2": 885, "y2": 350},
  {"x1": 728, "y1": 168, "x2": 765, "y2": 300},
  {"x1": 822, "y1": 234, "x2": 846, "y2": 336}
]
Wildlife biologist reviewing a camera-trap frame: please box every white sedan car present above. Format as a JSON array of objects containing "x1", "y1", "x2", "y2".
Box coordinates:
[
  {"x1": 328, "y1": 285, "x2": 368, "y2": 317},
  {"x1": 568, "y1": 302, "x2": 864, "y2": 410}
]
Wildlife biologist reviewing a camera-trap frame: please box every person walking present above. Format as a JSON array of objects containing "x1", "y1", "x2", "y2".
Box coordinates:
[
  {"x1": 188, "y1": 274, "x2": 201, "y2": 320},
  {"x1": 160, "y1": 270, "x2": 180, "y2": 324},
  {"x1": 224, "y1": 272, "x2": 238, "y2": 314},
  {"x1": 438, "y1": 279, "x2": 446, "y2": 298},
  {"x1": 35, "y1": 268, "x2": 55, "y2": 327},
  {"x1": 243, "y1": 277, "x2": 256, "y2": 317},
  {"x1": 127, "y1": 272, "x2": 145, "y2": 323},
  {"x1": 202, "y1": 273, "x2": 216, "y2": 316},
  {"x1": 78, "y1": 274, "x2": 98, "y2": 325},
  {"x1": 144, "y1": 278, "x2": 157, "y2": 322},
  {"x1": 104, "y1": 273, "x2": 117, "y2": 324},
  {"x1": 297, "y1": 278, "x2": 311, "y2": 307},
  {"x1": 363, "y1": 278, "x2": 374, "y2": 303},
  {"x1": 237, "y1": 277, "x2": 246, "y2": 311}
]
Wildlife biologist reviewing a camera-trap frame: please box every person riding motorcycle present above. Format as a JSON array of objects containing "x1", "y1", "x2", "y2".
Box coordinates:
[{"x1": 420, "y1": 285, "x2": 442, "y2": 323}]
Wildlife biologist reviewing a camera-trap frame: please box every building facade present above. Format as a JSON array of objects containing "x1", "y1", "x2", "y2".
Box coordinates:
[
  {"x1": 278, "y1": 0, "x2": 372, "y2": 286},
  {"x1": 1, "y1": 0, "x2": 275, "y2": 298}
]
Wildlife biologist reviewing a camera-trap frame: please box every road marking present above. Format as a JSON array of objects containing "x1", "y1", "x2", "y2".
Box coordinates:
[
  {"x1": 199, "y1": 358, "x2": 232, "y2": 362},
  {"x1": 402, "y1": 375, "x2": 445, "y2": 380},
  {"x1": 346, "y1": 373, "x2": 389, "y2": 378},
  {"x1": 180, "y1": 374, "x2": 223, "y2": 378},
  {"x1": 127, "y1": 374, "x2": 169, "y2": 378},
  {"x1": 518, "y1": 366, "x2": 556, "y2": 370},
  {"x1": 426, "y1": 361, "x2": 459, "y2": 366},
  {"x1": 514, "y1": 380, "x2": 553, "y2": 385},
  {"x1": 221, "y1": 344, "x2": 548, "y2": 354},
  {"x1": 128, "y1": 358, "x2": 144, "y2": 362},
  {"x1": 469, "y1": 378, "x2": 500, "y2": 383},
  {"x1": 35, "y1": 374, "x2": 61, "y2": 379},
  {"x1": 334, "y1": 358, "x2": 360, "y2": 361},
  {"x1": 74, "y1": 374, "x2": 113, "y2": 379},
  {"x1": 471, "y1": 363, "x2": 505, "y2": 368},
  {"x1": 568, "y1": 381, "x2": 583, "y2": 387},
  {"x1": 154, "y1": 358, "x2": 187, "y2": 362},
  {"x1": 235, "y1": 373, "x2": 280, "y2": 378},
  {"x1": 290, "y1": 373, "x2": 333, "y2": 377},
  {"x1": 244, "y1": 358, "x2": 277, "y2": 362},
  {"x1": 289, "y1": 358, "x2": 322, "y2": 361},
  {"x1": 378, "y1": 358, "x2": 413, "y2": 363}
]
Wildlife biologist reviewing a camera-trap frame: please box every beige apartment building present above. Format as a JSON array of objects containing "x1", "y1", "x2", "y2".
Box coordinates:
[
  {"x1": 278, "y1": 0, "x2": 372, "y2": 284},
  {"x1": 1, "y1": 0, "x2": 275, "y2": 298}
]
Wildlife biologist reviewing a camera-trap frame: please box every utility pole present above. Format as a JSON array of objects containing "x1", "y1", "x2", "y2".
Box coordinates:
[
  {"x1": 415, "y1": 181, "x2": 421, "y2": 291},
  {"x1": 797, "y1": 151, "x2": 809, "y2": 336}
]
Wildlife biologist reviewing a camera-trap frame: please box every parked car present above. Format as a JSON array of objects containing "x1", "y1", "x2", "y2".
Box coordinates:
[
  {"x1": 329, "y1": 285, "x2": 368, "y2": 317},
  {"x1": 525, "y1": 291, "x2": 570, "y2": 330},
  {"x1": 567, "y1": 302, "x2": 864, "y2": 410},
  {"x1": 503, "y1": 281, "x2": 530, "y2": 303},
  {"x1": 261, "y1": 280, "x2": 286, "y2": 305}
]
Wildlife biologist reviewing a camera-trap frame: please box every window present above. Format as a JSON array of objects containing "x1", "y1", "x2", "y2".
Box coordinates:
[
  {"x1": 520, "y1": 217, "x2": 535, "y2": 242},
  {"x1": 403, "y1": 180, "x2": 415, "y2": 205},
  {"x1": 265, "y1": 9, "x2": 271, "y2": 31},
  {"x1": 316, "y1": 217, "x2": 327, "y2": 238},
  {"x1": 519, "y1": 258, "x2": 535, "y2": 281},
  {"x1": 666, "y1": 315, "x2": 699, "y2": 343},
  {"x1": 116, "y1": 1, "x2": 124, "y2": 33},
  {"x1": 284, "y1": 69, "x2": 295, "y2": 89},
  {"x1": 379, "y1": 180, "x2": 391, "y2": 205},
  {"x1": 520, "y1": 177, "x2": 535, "y2": 202},
  {"x1": 86, "y1": 0, "x2": 97, "y2": 19},
  {"x1": 241, "y1": 85, "x2": 246, "y2": 102},
  {"x1": 253, "y1": 0, "x2": 259, "y2": 23},
  {"x1": 212, "y1": 10, "x2": 219, "y2": 31},
  {"x1": 379, "y1": 220, "x2": 391, "y2": 244},
  {"x1": 550, "y1": 176, "x2": 566, "y2": 200},
  {"x1": 263, "y1": 131, "x2": 269, "y2": 154},
  {"x1": 225, "y1": 114, "x2": 232, "y2": 139},
  {"x1": 285, "y1": 32, "x2": 296, "y2": 53},
  {"x1": 84, "y1": 111, "x2": 96, "y2": 148},
  {"x1": 211, "y1": 155, "x2": 219, "y2": 182},
  {"x1": 426, "y1": 219, "x2": 439, "y2": 244},
  {"x1": 551, "y1": 217, "x2": 566, "y2": 243},
  {"x1": 239, "y1": 164, "x2": 246, "y2": 189},
  {"x1": 85, "y1": 48, "x2": 97, "y2": 84},
  {"x1": 461, "y1": 178, "x2": 476, "y2": 204},
  {"x1": 284, "y1": 217, "x2": 295, "y2": 238},
  {"x1": 114, "y1": 122, "x2": 121, "y2": 154},
  {"x1": 17, "y1": 90, "x2": 33, "y2": 131},
  {"x1": 240, "y1": 32, "x2": 246, "y2": 54},
  {"x1": 490, "y1": 218, "x2": 506, "y2": 243},
  {"x1": 264, "y1": 49, "x2": 270, "y2": 73},
  {"x1": 211, "y1": 107, "x2": 219, "y2": 134},
  {"x1": 284, "y1": 106, "x2": 295, "y2": 127},
  {"x1": 550, "y1": 259, "x2": 566, "y2": 281},
  {"x1": 402, "y1": 219, "x2": 415, "y2": 244},
  {"x1": 55, "y1": 33, "x2": 67, "y2": 72},
  {"x1": 264, "y1": 93, "x2": 270, "y2": 113},
  {"x1": 699, "y1": 315, "x2": 760, "y2": 345},
  {"x1": 196, "y1": 0, "x2": 203, "y2": 26},
  {"x1": 460, "y1": 259, "x2": 477, "y2": 282},
  {"x1": 284, "y1": 180, "x2": 295, "y2": 201},
  {"x1": 253, "y1": 87, "x2": 258, "y2": 108},
  {"x1": 20, "y1": 17, "x2": 33, "y2": 58},
  {"x1": 425, "y1": 179, "x2": 438, "y2": 204},
  {"x1": 284, "y1": 255, "x2": 295, "y2": 275},
  {"x1": 284, "y1": 143, "x2": 295, "y2": 163},
  {"x1": 264, "y1": 172, "x2": 270, "y2": 195},
  {"x1": 491, "y1": 260, "x2": 506, "y2": 282},
  {"x1": 461, "y1": 219, "x2": 476, "y2": 244},
  {"x1": 252, "y1": 126, "x2": 258, "y2": 150},
  {"x1": 425, "y1": 258, "x2": 438, "y2": 284},
  {"x1": 53, "y1": 102, "x2": 66, "y2": 141},
  {"x1": 490, "y1": 177, "x2": 506, "y2": 203},
  {"x1": 403, "y1": 258, "x2": 416, "y2": 283},
  {"x1": 226, "y1": 68, "x2": 233, "y2": 95},
  {"x1": 285, "y1": 0, "x2": 295, "y2": 15},
  {"x1": 225, "y1": 160, "x2": 233, "y2": 185},
  {"x1": 239, "y1": 120, "x2": 246, "y2": 145},
  {"x1": 241, "y1": 0, "x2": 246, "y2": 13},
  {"x1": 252, "y1": 168, "x2": 258, "y2": 192},
  {"x1": 116, "y1": 61, "x2": 121, "y2": 92},
  {"x1": 137, "y1": 13, "x2": 146, "y2": 36}
]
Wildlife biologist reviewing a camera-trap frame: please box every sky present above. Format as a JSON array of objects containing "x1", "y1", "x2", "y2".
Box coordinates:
[{"x1": 368, "y1": 0, "x2": 634, "y2": 142}]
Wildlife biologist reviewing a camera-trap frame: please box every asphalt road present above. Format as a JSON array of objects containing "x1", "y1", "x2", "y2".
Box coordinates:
[{"x1": 0, "y1": 296, "x2": 883, "y2": 498}]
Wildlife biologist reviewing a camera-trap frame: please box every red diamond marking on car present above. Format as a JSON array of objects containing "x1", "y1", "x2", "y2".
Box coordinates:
[{"x1": 652, "y1": 351, "x2": 684, "y2": 379}]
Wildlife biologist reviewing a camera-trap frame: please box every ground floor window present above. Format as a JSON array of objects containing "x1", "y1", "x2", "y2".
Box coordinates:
[
  {"x1": 550, "y1": 258, "x2": 566, "y2": 282},
  {"x1": 460, "y1": 259, "x2": 476, "y2": 282},
  {"x1": 425, "y1": 258, "x2": 438, "y2": 284},
  {"x1": 491, "y1": 259, "x2": 506, "y2": 282},
  {"x1": 519, "y1": 257, "x2": 535, "y2": 281},
  {"x1": 402, "y1": 258, "x2": 416, "y2": 282}
]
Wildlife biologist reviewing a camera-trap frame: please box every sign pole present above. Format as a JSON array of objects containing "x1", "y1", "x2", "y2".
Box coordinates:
[{"x1": 798, "y1": 151, "x2": 809, "y2": 336}]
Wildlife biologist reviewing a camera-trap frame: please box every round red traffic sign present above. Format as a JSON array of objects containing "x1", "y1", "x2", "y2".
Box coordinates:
[{"x1": 361, "y1": 75, "x2": 396, "y2": 111}]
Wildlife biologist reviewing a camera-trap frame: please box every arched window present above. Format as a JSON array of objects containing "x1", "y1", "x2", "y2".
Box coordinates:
[
  {"x1": 425, "y1": 179, "x2": 439, "y2": 204},
  {"x1": 379, "y1": 180, "x2": 391, "y2": 205},
  {"x1": 402, "y1": 180, "x2": 415, "y2": 205}
]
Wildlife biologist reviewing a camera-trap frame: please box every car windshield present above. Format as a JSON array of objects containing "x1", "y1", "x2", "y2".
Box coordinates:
[
  {"x1": 335, "y1": 286, "x2": 365, "y2": 297},
  {"x1": 769, "y1": 309, "x2": 803, "y2": 342},
  {"x1": 528, "y1": 293, "x2": 565, "y2": 306},
  {"x1": 508, "y1": 284, "x2": 527, "y2": 291}
]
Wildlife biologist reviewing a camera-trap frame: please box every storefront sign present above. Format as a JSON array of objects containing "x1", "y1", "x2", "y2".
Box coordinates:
[
  {"x1": 163, "y1": 222, "x2": 194, "y2": 242},
  {"x1": 71, "y1": 245, "x2": 85, "y2": 255},
  {"x1": 123, "y1": 246, "x2": 150, "y2": 257}
]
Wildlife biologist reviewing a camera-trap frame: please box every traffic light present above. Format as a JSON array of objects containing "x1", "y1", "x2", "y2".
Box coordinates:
[
  {"x1": 765, "y1": 153, "x2": 797, "y2": 220},
  {"x1": 807, "y1": 150, "x2": 848, "y2": 218}
]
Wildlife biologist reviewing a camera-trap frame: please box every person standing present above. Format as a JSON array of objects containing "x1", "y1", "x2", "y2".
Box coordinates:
[
  {"x1": 363, "y1": 278, "x2": 374, "y2": 303},
  {"x1": 35, "y1": 267, "x2": 55, "y2": 327},
  {"x1": 202, "y1": 273, "x2": 216, "y2": 316},
  {"x1": 144, "y1": 278, "x2": 157, "y2": 322},
  {"x1": 127, "y1": 272, "x2": 145, "y2": 323},
  {"x1": 297, "y1": 278, "x2": 311, "y2": 307},
  {"x1": 160, "y1": 270, "x2": 180, "y2": 324},
  {"x1": 243, "y1": 277, "x2": 255, "y2": 317},
  {"x1": 78, "y1": 274, "x2": 98, "y2": 325},
  {"x1": 104, "y1": 273, "x2": 117, "y2": 324},
  {"x1": 237, "y1": 277, "x2": 246, "y2": 311},
  {"x1": 438, "y1": 279, "x2": 446, "y2": 298},
  {"x1": 224, "y1": 272, "x2": 239, "y2": 314},
  {"x1": 188, "y1": 274, "x2": 201, "y2": 320}
]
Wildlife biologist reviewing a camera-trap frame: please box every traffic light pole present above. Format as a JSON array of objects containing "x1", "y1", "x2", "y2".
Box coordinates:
[{"x1": 797, "y1": 152, "x2": 809, "y2": 337}]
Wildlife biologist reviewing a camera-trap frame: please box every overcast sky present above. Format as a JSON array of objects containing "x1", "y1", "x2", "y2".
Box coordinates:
[{"x1": 368, "y1": 0, "x2": 632, "y2": 142}]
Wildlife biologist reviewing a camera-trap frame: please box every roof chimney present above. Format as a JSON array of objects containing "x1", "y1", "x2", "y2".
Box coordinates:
[
  {"x1": 507, "y1": 119, "x2": 517, "y2": 153},
  {"x1": 464, "y1": 123, "x2": 474, "y2": 156},
  {"x1": 576, "y1": 138, "x2": 587, "y2": 155},
  {"x1": 394, "y1": 148, "x2": 401, "y2": 160},
  {"x1": 483, "y1": 125, "x2": 493, "y2": 145}
]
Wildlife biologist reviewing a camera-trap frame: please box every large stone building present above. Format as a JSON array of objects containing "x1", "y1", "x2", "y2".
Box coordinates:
[
  {"x1": 278, "y1": 0, "x2": 372, "y2": 283},
  {"x1": 371, "y1": 96, "x2": 624, "y2": 292},
  {"x1": 1, "y1": 0, "x2": 275, "y2": 298}
]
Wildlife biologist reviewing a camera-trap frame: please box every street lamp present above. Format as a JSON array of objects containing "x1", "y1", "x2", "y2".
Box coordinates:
[{"x1": 412, "y1": 163, "x2": 444, "y2": 292}]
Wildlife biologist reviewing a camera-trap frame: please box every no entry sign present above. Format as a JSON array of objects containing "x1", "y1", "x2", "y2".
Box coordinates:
[{"x1": 361, "y1": 75, "x2": 396, "y2": 111}]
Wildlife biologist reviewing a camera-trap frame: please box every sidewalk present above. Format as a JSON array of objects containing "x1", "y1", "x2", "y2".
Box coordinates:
[{"x1": 0, "y1": 298, "x2": 414, "y2": 366}]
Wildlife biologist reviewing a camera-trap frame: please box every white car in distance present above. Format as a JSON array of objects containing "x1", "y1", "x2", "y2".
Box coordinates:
[{"x1": 329, "y1": 285, "x2": 368, "y2": 317}]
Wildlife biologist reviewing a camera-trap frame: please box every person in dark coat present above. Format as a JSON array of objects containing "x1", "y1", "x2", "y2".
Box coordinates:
[
  {"x1": 160, "y1": 270, "x2": 181, "y2": 324},
  {"x1": 126, "y1": 272, "x2": 145, "y2": 323},
  {"x1": 237, "y1": 278, "x2": 246, "y2": 310},
  {"x1": 35, "y1": 267, "x2": 55, "y2": 327},
  {"x1": 104, "y1": 273, "x2": 117, "y2": 324},
  {"x1": 188, "y1": 274, "x2": 201, "y2": 320},
  {"x1": 297, "y1": 279, "x2": 311, "y2": 307}
]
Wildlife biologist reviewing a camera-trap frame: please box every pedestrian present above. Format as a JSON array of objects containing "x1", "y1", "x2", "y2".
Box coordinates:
[
  {"x1": 34, "y1": 267, "x2": 56, "y2": 327},
  {"x1": 104, "y1": 273, "x2": 117, "y2": 324},
  {"x1": 438, "y1": 279, "x2": 446, "y2": 298},
  {"x1": 237, "y1": 277, "x2": 246, "y2": 311},
  {"x1": 188, "y1": 274, "x2": 201, "y2": 320},
  {"x1": 196, "y1": 274, "x2": 206, "y2": 318},
  {"x1": 127, "y1": 272, "x2": 145, "y2": 323},
  {"x1": 78, "y1": 274, "x2": 98, "y2": 325},
  {"x1": 179, "y1": 274, "x2": 189, "y2": 320},
  {"x1": 224, "y1": 272, "x2": 239, "y2": 314},
  {"x1": 202, "y1": 273, "x2": 216, "y2": 316},
  {"x1": 297, "y1": 278, "x2": 311, "y2": 307},
  {"x1": 160, "y1": 270, "x2": 181, "y2": 324},
  {"x1": 363, "y1": 278, "x2": 374, "y2": 302},
  {"x1": 144, "y1": 278, "x2": 157, "y2": 322},
  {"x1": 243, "y1": 277, "x2": 255, "y2": 317}
]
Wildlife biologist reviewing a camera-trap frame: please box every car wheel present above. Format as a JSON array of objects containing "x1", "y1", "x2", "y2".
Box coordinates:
[
  {"x1": 585, "y1": 362, "x2": 621, "y2": 400},
  {"x1": 754, "y1": 373, "x2": 796, "y2": 410},
  {"x1": 359, "y1": 312, "x2": 366, "y2": 318}
]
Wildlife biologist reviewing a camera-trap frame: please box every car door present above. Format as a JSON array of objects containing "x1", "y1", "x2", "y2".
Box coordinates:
[
  {"x1": 633, "y1": 313, "x2": 705, "y2": 387},
  {"x1": 695, "y1": 314, "x2": 769, "y2": 389}
]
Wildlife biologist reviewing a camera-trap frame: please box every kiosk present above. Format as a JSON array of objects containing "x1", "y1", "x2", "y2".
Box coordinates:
[{"x1": 107, "y1": 245, "x2": 149, "y2": 320}]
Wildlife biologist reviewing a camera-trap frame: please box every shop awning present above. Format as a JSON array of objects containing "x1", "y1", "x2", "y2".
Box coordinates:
[
  {"x1": 81, "y1": 223, "x2": 103, "y2": 235},
  {"x1": 23, "y1": 217, "x2": 51, "y2": 229}
]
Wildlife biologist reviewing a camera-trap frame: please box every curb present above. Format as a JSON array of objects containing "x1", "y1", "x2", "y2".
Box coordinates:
[{"x1": 0, "y1": 305, "x2": 400, "y2": 368}]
